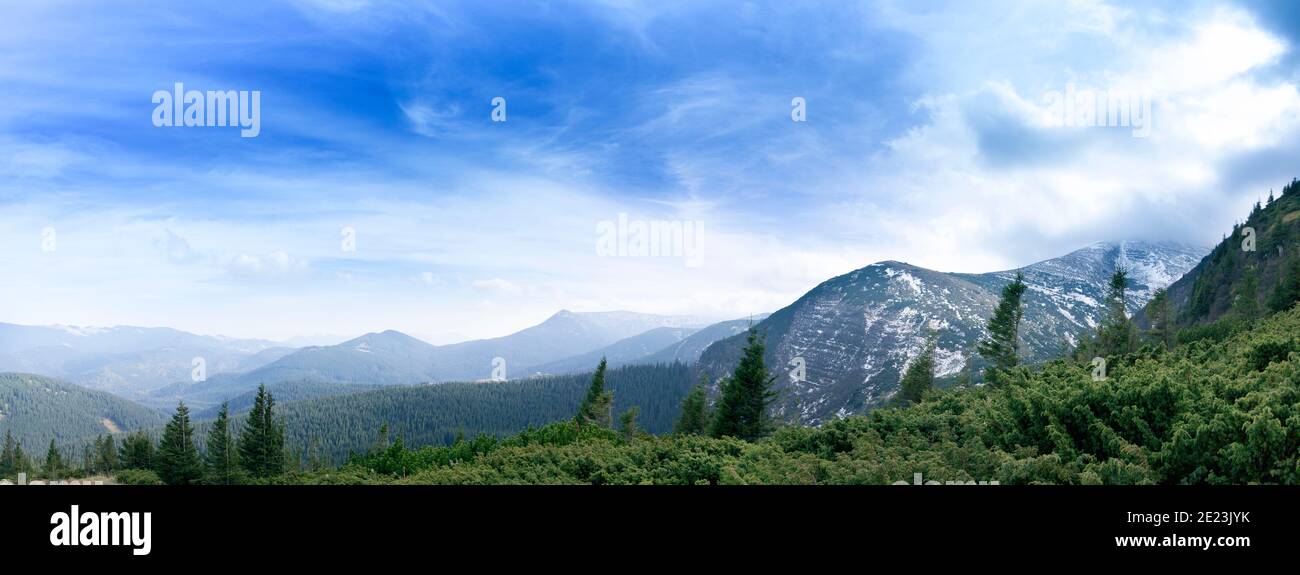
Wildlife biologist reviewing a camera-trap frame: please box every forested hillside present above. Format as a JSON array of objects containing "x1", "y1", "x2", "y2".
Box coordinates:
[
  {"x1": 231, "y1": 362, "x2": 693, "y2": 463},
  {"x1": 194, "y1": 380, "x2": 377, "y2": 419},
  {"x1": 0, "y1": 373, "x2": 166, "y2": 452},
  {"x1": 1148, "y1": 178, "x2": 1300, "y2": 330}
]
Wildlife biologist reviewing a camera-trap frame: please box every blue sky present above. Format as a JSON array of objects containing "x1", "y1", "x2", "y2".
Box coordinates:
[{"x1": 2, "y1": 0, "x2": 1299, "y2": 342}]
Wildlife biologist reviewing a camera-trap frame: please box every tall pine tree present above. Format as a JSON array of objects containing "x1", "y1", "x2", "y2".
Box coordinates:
[
  {"x1": 978, "y1": 272, "x2": 1028, "y2": 385},
  {"x1": 96, "y1": 434, "x2": 118, "y2": 474},
  {"x1": 710, "y1": 329, "x2": 777, "y2": 441},
  {"x1": 13, "y1": 443, "x2": 30, "y2": 476},
  {"x1": 204, "y1": 402, "x2": 241, "y2": 485},
  {"x1": 43, "y1": 439, "x2": 63, "y2": 480},
  {"x1": 1097, "y1": 268, "x2": 1135, "y2": 356},
  {"x1": 575, "y1": 358, "x2": 613, "y2": 429},
  {"x1": 156, "y1": 402, "x2": 202, "y2": 485},
  {"x1": 239, "y1": 385, "x2": 286, "y2": 478}
]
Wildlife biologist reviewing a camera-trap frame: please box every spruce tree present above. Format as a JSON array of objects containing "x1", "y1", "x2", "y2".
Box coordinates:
[
  {"x1": 575, "y1": 358, "x2": 613, "y2": 429},
  {"x1": 43, "y1": 440, "x2": 63, "y2": 480},
  {"x1": 119, "y1": 431, "x2": 153, "y2": 470},
  {"x1": 710, "y1": 329, "x2": 777, "y2": 440},
  {"x1": 13, "y1": 443, "x2": 29, "y2": 476},
  {"x1": 204, "y1": 403, "x2": 241, "y2": 485},
  {"x1": 156, "y1": 402, "x2": 202, "y2": 485},
  {"x1": 96, "y1": 434, "x2": 118, "y2": 474},
  {"x1": 898, "y1": 334, "x2": 937, "y2": 404},
  {"x1": 674, "y1": 378, "x2": 711, "y2": 435},
  {"x1": 1098, "y1": 268, "x2": 1135, "y2": 356},
  {"x1": 1, "y1": 430, "x2": 14, "y2": 477},
  {"x1": 239, "y1": 385, "x2": 285, "y2": 478},
  {"x1": 978, "y1": 272, "x2": 1028, "y2": 385}
]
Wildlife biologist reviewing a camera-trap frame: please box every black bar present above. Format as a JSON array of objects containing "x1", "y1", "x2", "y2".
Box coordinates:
[{"x1": 2, "y1": 486, "x2": 1289, "y2": 566}]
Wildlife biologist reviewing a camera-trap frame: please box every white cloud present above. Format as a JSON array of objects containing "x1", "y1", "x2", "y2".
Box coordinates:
[{"x1": 793, "y1": 0, "x2": 1300, "y2": 272}]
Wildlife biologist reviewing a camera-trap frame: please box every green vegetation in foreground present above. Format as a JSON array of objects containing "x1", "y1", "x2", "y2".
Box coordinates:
[{"x1": 270, "y1": 306, "x2": 1299, "y2": 485}]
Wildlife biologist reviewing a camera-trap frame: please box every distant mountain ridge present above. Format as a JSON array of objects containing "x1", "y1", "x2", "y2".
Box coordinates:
[
  {"x1": 696, "y1": 240, "x2": 1207, "y2": 424},
  {"x1": 0, "y1": 323, "x2": 282, "y2": 398},
  {"x1": 149, "y1": 310, "x2": 712, "y2": 409},
  {"x1": 526, "y1": 314, "x2": 771, "y2": 376}
]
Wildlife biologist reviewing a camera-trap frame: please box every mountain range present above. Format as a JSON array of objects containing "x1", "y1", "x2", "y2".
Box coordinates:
[
  {"x1": 696, "y1": 240, "x2": 1207, "y2": 424},
  {"x1": 2, "y1": 239, "x2": 1209, "y2": 435},
  {"x1": 146, "y1": 310, "x2": 727, "y2": 410}
]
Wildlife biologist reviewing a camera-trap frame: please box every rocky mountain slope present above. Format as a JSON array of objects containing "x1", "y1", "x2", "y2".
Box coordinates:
[{"x1": 696, "y1": 241, "x2": 1207, "y2": 424}]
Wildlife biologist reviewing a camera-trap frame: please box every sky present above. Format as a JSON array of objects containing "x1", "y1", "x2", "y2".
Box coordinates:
[{"x1": 1, "y1": 0, "x2": 1299, "y2": 343}]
